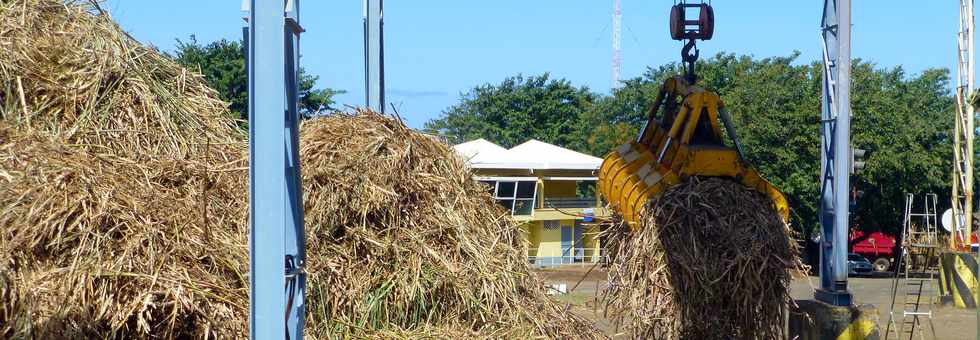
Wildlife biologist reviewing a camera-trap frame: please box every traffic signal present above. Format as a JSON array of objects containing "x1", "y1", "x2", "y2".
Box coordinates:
[
  {"x1": 850, "y1": 147, "x2": 867, "y2": 174},
  {"x1": 849, "y1": 186, "x2": 865, "y2": 209}
]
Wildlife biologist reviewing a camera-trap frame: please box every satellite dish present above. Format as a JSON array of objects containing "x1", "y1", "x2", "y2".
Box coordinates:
[{"x1": 942, "y1": 208, "x2": 966, "y2": 232}]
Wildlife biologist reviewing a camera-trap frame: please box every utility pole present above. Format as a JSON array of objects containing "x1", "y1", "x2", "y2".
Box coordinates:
[
  {"x1": 364, "y1": 0, "x2": 385, "y2": 112},
  {"x1": 816, "y1": 0, "x2": 852, "y2": 307},
  {"x1": 612, "y1": 0, "x2": 622, "y2": 90},
  {"x1": 954, "y1": 0, "x2": 975, "y2": 252}
]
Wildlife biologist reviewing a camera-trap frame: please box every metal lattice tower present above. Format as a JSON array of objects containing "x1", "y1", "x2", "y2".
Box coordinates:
[
  {"x1": 612, "y1": 0, "x2": 622, "y2": 90},
  {"x1": 953, "y1": 0, "x2": 975, "y2": 250},
  {"x1": 886, "y1": 194, "x2": 940, "y2": 340},
  {"x1": 815, "y1": 0, "x2": 853, "y2": 306}
]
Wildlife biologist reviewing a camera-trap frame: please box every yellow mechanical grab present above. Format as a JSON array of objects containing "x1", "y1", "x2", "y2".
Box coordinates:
[{"x1": 597, "y1": 76, "x2": 790, "y2": 227}]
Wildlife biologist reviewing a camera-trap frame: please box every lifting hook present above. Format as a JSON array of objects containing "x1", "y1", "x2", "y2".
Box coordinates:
[{"x1": 681, "y1": 39, "x2": 699, "y2": 83}]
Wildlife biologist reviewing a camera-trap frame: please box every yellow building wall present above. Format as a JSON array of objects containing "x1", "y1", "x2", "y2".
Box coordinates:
[
  {"x1": 526, "y1": 219, "x2": 604, "y2": 265},
  {"x1": 536, "y1": 221, "x2": 565, "y2": 257},
  {"x1": 580, "y1": 222, "x2": 601, "y2": 258},
  {"x1": 522, "y1": 221, "x2": 542, "y2": 257},
  {"x1": 543, "y1": 180, "x2": 577, "y2": 198},
  {"x1": 530, "y1": 207, "x2": 610, "y2": 221},
  {"x1": 468, "y1": 168, "x2": 607, "y2": 264}
]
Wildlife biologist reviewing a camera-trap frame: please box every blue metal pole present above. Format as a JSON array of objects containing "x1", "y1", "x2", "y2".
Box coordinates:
[
  {"x1": 832, "y1": 0, "x2": 852, "y2": 294},
  {"x1": 818, "y1": 0, "x2": 836, "y2": 302},
  {"x1": 248, "y1": 0, "x2": 307, "y2": 338},
  {"x1": 364, "y1": 0, "x2": 385, "y2": 112},
  {"x1": 248, "y1": 0, "x2": 287, "y2": 337},
  {"x1": 816, "y1": 0, "x2": 852, "y2": 306},
  {"x1": 283, "y1": 1, "x2": 306, "y2": 338}
]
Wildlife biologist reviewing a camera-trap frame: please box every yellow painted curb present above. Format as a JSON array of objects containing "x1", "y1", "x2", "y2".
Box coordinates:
[{"x1": 836, "y1": 318, "x2": 876, "y2": 340}]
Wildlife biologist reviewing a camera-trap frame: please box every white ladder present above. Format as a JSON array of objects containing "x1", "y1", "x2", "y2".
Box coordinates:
[
  {"x1": 902, "y1": 193, "x2": 939, "y2": 247},
  {"x1": 885, "y1": 194, "x2": 940, "y2": 340}
]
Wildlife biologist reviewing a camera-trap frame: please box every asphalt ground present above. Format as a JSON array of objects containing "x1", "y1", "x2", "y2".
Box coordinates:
[{"x1": 536, "y1": 266, "x2": 977, "y2": 339}]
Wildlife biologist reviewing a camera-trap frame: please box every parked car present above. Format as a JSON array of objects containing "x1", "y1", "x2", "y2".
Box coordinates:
[
  {"x1": 850, "y1": 230, "x2": 897, "y2": 273},
  {"x1": 847, "y1": 253, "x2": 873, "y2": 276}
]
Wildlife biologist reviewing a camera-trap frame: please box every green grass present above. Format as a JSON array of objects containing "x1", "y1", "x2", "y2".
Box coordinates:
[{"x1": 550, "y1": 292, "x2": 596, "y2": 307}]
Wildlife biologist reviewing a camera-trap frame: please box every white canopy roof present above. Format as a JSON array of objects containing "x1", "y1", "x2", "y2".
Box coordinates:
[
  {"x1": 452, "y1": 139, "x2": 602, "y2": 170},
  {"x1": 452, "y1": 139, "x2": 509, "y2": 163}
]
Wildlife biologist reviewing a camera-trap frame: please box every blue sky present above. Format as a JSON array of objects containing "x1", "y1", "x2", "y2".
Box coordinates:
[{"x1": 105, "y1": 1, "x2": 964, "y2": 128}]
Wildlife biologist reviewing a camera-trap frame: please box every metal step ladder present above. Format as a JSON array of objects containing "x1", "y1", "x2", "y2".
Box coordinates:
[
  {"x1": 885, "y1": 193, "x2": 940, "y2": 340},
  {"x1": 902, "y1": 193, "x2": 939, "y2": 247}
]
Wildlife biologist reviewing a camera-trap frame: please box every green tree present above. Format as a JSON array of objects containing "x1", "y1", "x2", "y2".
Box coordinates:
[
  {"x1": 584, "y1": 53, "x2": 954, "y2": 235},
  {"x1": 171, "y1": 36, "x2": 344, "y2": 120},
  {"x1": 569, "y1": 77, "x2": 659, "y2": 157},
  {"x1": 432, "y1": 53, "x2": 957, "y2": 237},
  {"x1": 424, "y1": 73, "x2": 596, "y2": 148}
]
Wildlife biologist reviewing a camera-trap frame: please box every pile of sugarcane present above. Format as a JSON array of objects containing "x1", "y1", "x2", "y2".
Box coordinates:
[
  {"x1": 1, "y1": 0, "x2": 249, "y2": 337},
  {"x1": 0, "y1": 0, "x2": 242, "y2": 159},
  {"x1": 0, "y1": 114, "x2": 601, "y2": 338},
  {"x1": 0, "y1": 122, "x2": 250, "y2": 338},
  {"x1": 603, "y1": 177, "x2": 805, "y2": 340},
  {"x1": 300, "y1": 113, "x2": 600, "y2": 338},
  {"x1": 0, "y1": 1, "x2": 602, "y2": 338}
]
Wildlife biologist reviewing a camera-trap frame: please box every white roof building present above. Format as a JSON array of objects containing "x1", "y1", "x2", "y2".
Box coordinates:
[
  {"x1": 452, "y1": 139, "x2": 509, "y2": 164},
  {"x1": 452, "y1": 139, "x2": 602, "y2": 171}
]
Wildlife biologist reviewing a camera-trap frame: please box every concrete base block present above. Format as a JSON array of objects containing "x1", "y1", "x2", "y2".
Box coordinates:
[
  {"x1": 788, "y1": 300, "x2": 879, "y2": 340},
  {"x1": 938, "y1": 252, "x2": 978, "y2": 309}
]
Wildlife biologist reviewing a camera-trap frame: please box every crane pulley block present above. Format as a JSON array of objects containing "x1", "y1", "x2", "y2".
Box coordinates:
[{"x1": 670, "y1": 2, "x2": 714, "y2": 41}]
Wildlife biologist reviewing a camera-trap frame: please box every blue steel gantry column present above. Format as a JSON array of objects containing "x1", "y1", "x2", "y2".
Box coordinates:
[
  {"x1": 245, "y1": 0, "x2": 307, "y2": 339},
  {"x1": 364, "y1": 0, "x2": 385, "y2": 112},
  {"x1": 816, "y1": 0, "x2": 852, "y2": 307}
]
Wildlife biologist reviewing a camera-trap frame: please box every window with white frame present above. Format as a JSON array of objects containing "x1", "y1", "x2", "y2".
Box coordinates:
[{"x1": 478, "y1": 179, "x2": 538, "y2": 216}]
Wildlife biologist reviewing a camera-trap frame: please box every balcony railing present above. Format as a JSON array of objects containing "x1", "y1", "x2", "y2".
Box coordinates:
[
  {"x1": 527, "y1": 248, "x2": 605, "y2": 267},
  {"x1": 542, "y1": 197, "x2": 597, "y2": 209}
]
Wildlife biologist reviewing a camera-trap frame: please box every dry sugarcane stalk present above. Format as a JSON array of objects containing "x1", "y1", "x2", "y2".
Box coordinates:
[
  {"x1": 0, "y1": 125, "x2": 251, "y2": 339},
  {"x1": 0, "y1": 111, "x2": 607, "y2": 339},
  {"x1": 299, "y1": 112, "x2": 603, "y2": 339},
  {"x1": 603, "y1": 177, "x2": 807, "y2": 340},
  {"x1": 0, "y1": 1, "x2": 606, "y2": 338},
  {"x1": 0, "y1": 0, "x2": 244, "y2": 161}
]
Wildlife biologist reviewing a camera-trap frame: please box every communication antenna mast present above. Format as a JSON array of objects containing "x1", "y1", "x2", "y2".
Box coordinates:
[
  {"x1": 953, "y1": 0, "x2": 975, "y2": 250},
  {"x1": 612, "y1": 0, "x2": 622, "y2": 90}
]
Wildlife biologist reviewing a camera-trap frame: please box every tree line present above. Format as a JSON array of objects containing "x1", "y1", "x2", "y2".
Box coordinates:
[
  {"x1": 170, "y1": 36, "x2": 344, "y2": 121},
  {"x1": 174, "y1": 35, "x2": 970, "y2": 237},
  {"x1": 425, "y1": 52, "x2": 973, "y2": 238}
]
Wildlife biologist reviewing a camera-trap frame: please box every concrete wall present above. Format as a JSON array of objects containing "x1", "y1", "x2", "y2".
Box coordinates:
[
  {"x1": 939, "y1": 252, "x2": 979, "y2": 309},
  {"x1": 789, "y1": 301, "x2": 880, "y2": 340}
]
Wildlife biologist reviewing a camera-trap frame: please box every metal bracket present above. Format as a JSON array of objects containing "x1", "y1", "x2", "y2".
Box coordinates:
[{"x1": 717, "y1": 107, "x2": 746, "y2": 162}]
